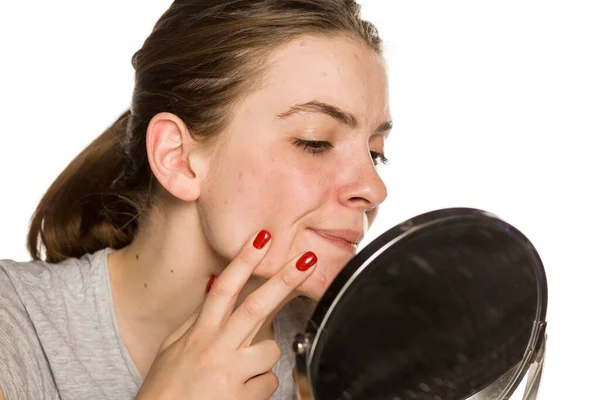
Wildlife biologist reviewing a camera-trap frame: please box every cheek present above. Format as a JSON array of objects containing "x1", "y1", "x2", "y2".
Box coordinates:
[
  {"x1": 202, "y1": 141, "x2": 338, "y2": 281},
  {"x1": 244, "y1": 163, "x2": 336, "y2": 279},
  {"x1": 243, "y1": 152, "x2": 333, "y2": 220}
]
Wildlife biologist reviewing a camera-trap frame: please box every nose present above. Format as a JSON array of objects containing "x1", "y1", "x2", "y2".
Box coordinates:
[{"x1": 336, "y1": 154, "x2": 388, "y2": 212}]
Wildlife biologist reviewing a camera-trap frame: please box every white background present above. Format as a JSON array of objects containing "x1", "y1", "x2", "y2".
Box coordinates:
[{"x1": 0, "y1": 1, "x2": 598, "y2": 398}]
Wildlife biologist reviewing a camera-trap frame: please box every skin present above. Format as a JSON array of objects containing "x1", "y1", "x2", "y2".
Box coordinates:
[{"x1": 107, "y1": 34, "x2": 391, "y2": 383}]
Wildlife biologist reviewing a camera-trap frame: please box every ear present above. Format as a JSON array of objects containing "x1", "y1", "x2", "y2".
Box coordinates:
[{"x1": 146, "y1": 112, "x2": 207, "y2": 201}]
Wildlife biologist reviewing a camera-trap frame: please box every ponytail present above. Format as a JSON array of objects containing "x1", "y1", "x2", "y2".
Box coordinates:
[{"x1": 27, "y1": 110, "x2": 143, "y2": 262}]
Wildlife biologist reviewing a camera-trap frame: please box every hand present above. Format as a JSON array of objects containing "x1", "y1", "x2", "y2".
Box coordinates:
[{"x1": 135, "y1": 230, "x2": 318, "y2": 400}]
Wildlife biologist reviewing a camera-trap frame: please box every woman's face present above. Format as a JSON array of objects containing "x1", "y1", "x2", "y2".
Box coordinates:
[{"x1": 198, "y1": 35, "x2": 391, "y2": 300}]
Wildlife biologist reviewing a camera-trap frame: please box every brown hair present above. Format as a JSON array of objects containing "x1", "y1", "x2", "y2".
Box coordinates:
[{"x1": 28, "y1": 0, "x2": 382, "y2": 263}]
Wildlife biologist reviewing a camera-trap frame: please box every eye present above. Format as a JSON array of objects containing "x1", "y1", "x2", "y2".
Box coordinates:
[
  {"x1": 293, "y1": 139, "x2": 389, "y2": 166},
  {"x1": 370, "y1": 151, "x2": 389, "y2": 167},
  {"x1": 292, "y1": 139, "x2": 333, "y2": 154}
]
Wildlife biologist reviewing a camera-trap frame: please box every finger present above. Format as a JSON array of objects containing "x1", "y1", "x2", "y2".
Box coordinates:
[
  {"x1": 239, "y1": 339, "x2": 282, "y2": 378},
  {"x1": 223, "y1": 251, "x2": 317, "y2": 347},
  {"x1": 245, "y1": 372, "x2": 279, "y2": 400},
  {"x1": 244, "y1": 315, "x2": 267, "y2": 348},
  {"x1": 195, "y1": 229, "x2": 272, "y2": 330},
  {"x1": 158, "y1": 308, "x2": 200, "y2": 352}
]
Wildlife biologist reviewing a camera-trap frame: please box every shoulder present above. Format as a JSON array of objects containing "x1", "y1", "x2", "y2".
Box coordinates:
[
  {"x1": 0, "y1": 249, "x2": 111, "y2": 307},
  {"x1": 0, "y1": 258, "x2": 37, "y2": 324},
  {"x1": 0, "y1": 260, "x2": 56, "y2": 399},
  {"x1": 0, "y1": 250, "x2": 111, "y2": 399},
  {"x1": 0, "y1": 249, "x2": 113, "y2": 338}
]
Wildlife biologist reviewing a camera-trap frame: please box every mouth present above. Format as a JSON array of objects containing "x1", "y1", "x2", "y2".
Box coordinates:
[{"x1": 308, "y1": 229, "x2": 362, "y2": 254}]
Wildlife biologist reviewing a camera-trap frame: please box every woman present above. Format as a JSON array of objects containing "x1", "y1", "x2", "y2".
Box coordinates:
[{"x1": 0, "y1": 0, "x2": 391, "y2": 398}]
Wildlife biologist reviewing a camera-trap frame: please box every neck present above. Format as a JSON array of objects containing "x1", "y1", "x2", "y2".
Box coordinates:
[{"x1": 107, "y1": 200, "x2": 293, "y2": 378}]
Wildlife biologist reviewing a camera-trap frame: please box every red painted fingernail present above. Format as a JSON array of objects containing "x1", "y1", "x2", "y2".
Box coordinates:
[
  {"x1": 253, "y1": 230, "x2": 271, "y2": 249},
  {"x1": 206, "y1": 275, "x2": 216, "y2": 293},
  {"x1": 296, "y1": 251, "x2": 318, "y2": 271}
]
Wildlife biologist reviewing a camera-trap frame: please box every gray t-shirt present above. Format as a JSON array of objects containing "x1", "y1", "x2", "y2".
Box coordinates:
[{"x1": 0, "y1": 248, "x2": 315, "y2": 400}]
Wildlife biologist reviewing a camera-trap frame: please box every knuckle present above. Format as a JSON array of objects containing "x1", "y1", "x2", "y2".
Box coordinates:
[
  {"x1": 211, "y1": 369, "x2": 234, "y2": 391},
  {"x1": 209, "y1": 281, "x2": 234, "y2": 299},
  {"x1": 265, "y1": 372, "x2": 279, "y2": 392},
  {"x1": 266, "y1": 340, "x2": 282, "y2": 360},
  {"x1": 237, "y1": 247, "x2": 257, "y2": 270},
  {"x1": 241, "y1": 296, "x2": 266, "y2": 319},
  {"x1": 196, "y1": 347, "x2": 222, "y2": 372},
  {"x1": 279, "y1": 268, "x2": 297, "y2": 288}
]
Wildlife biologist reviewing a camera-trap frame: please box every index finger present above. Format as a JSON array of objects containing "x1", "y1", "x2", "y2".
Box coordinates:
[
  {"x1": 195, "y1": 229, "x2": 272, "y2": 329},
  {"x1": 222, "y1": 251, "x2": 318, "y2": 347}
]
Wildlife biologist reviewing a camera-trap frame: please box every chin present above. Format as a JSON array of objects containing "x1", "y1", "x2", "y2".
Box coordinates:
[{"x1": 295, "y1": 256, "x2": 349, "y2": 301}]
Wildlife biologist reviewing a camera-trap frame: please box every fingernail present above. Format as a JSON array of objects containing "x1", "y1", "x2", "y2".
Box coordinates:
[
  {"x1": 296, "y1": 251, "x2": 318, "y2": 271},
  {"x1": 206, "y1": 275, "x2": 216, "y2": 293},
  {"x1": 253, "y1": 230, "x2": 271, "y2": 249}
]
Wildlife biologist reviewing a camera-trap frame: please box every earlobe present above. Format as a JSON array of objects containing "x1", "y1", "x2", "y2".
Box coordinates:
[{"x1": 146, "y1": 112, "x2": 204, "y2": 201}]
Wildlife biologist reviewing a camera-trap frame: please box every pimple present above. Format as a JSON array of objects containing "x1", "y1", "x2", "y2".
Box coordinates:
[
  {"x1": 314, "y1": 272, "x2": 327, "y2": 286},
  {"x1": 321, "y1": 72, "x2": 328, "y2": 77},
  {"x1": 300, "y1": 40, "x2": 306, "y2": 47}
]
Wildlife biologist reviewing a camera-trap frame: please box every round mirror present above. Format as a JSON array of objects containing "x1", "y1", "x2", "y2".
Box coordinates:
[{"x1": 294, "y1": 208, "x2": 548, "y2": 400}]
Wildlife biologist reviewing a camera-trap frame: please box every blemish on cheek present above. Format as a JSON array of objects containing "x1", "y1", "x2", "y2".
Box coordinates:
[
  {"x1": 136, "y1": 254, "x2": 139, "y2": 260},
  {"x1": 300, "y1": 40, "x2": 306, "y2": 47},
  {"x1": 315, "y1": 274, "x2": 328, "y2": 291},
  {"x1": 321, "y1": 72, "x2": 328, "y2": 77},
  {"x1": 144, "y1": 282, "x2": 147, "y2": 288},
  {"x1": 354, "y1": 53, "x2": 360, "y2": 61},
  {"x1": 170, "y1": 269, "x2": 174, "y2": 273},
  {"x1": 238, "y1": 171, "x2": 243, "y2": 179}
]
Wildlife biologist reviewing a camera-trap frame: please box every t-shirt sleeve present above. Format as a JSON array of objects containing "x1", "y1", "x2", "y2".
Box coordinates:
[{"x1": 0, "y1": 264, "x2": 55, "y2": 400}]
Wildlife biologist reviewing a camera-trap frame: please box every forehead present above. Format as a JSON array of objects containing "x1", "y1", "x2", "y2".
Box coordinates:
[{"x1": 256, "y1": 35, "x2": 390, "y2": 125}]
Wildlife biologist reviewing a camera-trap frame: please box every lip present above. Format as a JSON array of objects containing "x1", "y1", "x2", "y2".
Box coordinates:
[{"x1": 309, "y1": 228, "x2": 364, "y2": 254}]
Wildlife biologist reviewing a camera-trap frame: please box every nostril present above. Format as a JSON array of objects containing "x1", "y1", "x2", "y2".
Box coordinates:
[{"x1": 348, "y1": 197, "x2": 372, "y2": 208}]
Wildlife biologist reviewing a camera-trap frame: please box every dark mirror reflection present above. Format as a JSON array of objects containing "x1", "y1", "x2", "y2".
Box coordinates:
[{"x1": 294, "y1": 208, "x2": 548, "y2": 400}]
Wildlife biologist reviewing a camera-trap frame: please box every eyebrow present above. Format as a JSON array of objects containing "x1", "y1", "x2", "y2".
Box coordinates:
[{"x1": 276, "y1": 100, "x2": 393, "y2": 137}]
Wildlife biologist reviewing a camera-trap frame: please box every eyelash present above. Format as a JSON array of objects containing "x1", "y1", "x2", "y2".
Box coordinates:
[{"x1": 292, "y1": 139, "x2": 389, "y2": 166}]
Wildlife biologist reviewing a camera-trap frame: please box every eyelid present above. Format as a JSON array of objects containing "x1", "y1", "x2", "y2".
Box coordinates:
[
  {"x1": 293, "y1": 139, "x2": 389, "y2": 166},
  {"x1": 292, "y1": 139, "x2": 333, "y2": 153}
]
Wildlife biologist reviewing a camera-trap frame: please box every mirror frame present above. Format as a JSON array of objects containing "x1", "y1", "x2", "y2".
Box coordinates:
[{"x1": 294, "y1": 208, "x2": 548, "y2": 400}]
